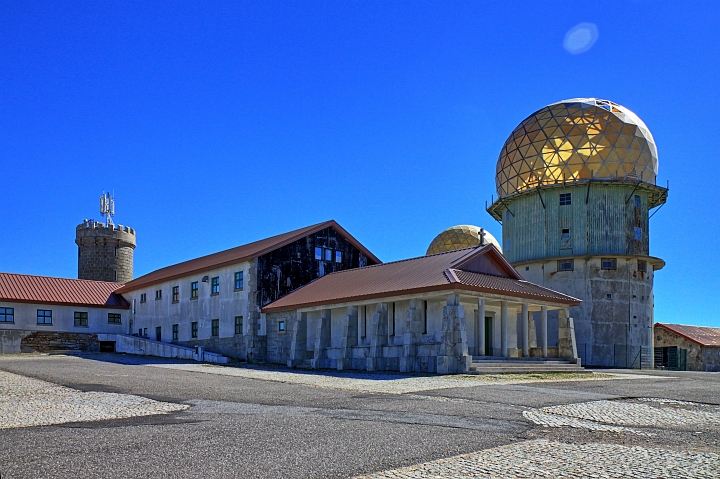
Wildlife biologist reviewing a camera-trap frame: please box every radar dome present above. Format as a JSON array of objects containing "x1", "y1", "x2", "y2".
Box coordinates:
[
  {"x1": 426, "y1": 225, "x2": 501, "y2": 255},
  {"x1": 496, "y1": 98, "x2": 658, "y2": 198}
]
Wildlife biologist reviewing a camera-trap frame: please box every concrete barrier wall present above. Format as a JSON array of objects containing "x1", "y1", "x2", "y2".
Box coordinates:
[{"x1": 98, "y1": 334, "x2": 228, "y2": 363}]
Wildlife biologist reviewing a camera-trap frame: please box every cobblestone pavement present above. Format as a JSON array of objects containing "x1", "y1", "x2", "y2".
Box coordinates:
[
  {"x1": 0, "y1": 370, "x2": 188, "y2": 429},
  {"x1": 523, "y1": 398, "x2": 720, "y2": 435},
  {"x1": 357, "y1": 439, "x2": 720, "y2": 478},
  {"x1": 147, "y1": 362, "x2": 642, "y2": 394}
]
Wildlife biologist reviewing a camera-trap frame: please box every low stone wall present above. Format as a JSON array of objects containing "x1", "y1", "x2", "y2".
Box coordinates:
[
  {"x1": 100, "y1": 334, "x2": 228, "y2": 363},
  {"x1": 20, "y1": 331, "x2": 100, "y2": 353},
  {"x1": 177, "y1": 336, "x2": 247, "y2": 360},
  {"x1": 1, "y1": 330, "x2": 33, "y2": 354}
]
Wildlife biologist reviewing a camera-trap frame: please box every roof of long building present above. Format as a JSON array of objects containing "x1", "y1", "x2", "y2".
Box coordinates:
[
  {"x1": 0, "y1": 273, "x2": 129, "y2": 308},
  {"x1": 116, "y1": 220, "x2": 380, "y2": 294},
  {"x1": 262, "y1": 244, "x2": 581, "y2": 312},
  {"x1": 656, "y1": 323, "x2": 720, "y2": 347}
]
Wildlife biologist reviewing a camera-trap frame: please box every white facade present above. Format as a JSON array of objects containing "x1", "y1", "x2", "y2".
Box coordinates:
[{"x1": 127, "y1": 260, "x2": 252, "y2": 345}]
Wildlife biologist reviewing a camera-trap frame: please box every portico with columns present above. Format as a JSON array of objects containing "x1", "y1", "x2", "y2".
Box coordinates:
[{"x1": 263, "y1": 244, "x2": 581, "y2": 374}]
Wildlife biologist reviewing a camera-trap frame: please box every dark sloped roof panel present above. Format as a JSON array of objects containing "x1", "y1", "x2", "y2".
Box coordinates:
[
  {"x1": 116, "y1": 220, "x2": 380, "y2": 294},
  {"x1": 0, "y1": 273, "x2": 128, "y2": 308}
]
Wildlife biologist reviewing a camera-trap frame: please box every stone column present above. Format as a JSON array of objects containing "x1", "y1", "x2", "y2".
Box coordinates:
[
  {"x1": 521, "y1": 303, "x2": 529, "y2": 358},
  {"x1": 477, "y1": 297, "x2": 486, "y2": 356},
  {"x1": 437, "y1": 293, "x2": 471, "y2": 374},
  {"x1": 558, "y1": 308, "x2": 578, "y2": 363},
  {"x1": 338, "y1": 306, "x2": 358, "y2": 370},
  {"x1": 400, "y1": 299, "x2": 423, "y2": 373},
  {"x1": 501, "y1": 301, "x2": 508, "y2": 358},
  {"x1": 312, "y1": 309, "x2": 331, "y2": 369},
  {"x1": 287, "y1": 311, "x2": 307, "y2": 368},
  {"x1": 541, "y1": 306, "x2": 548, "y2": 358},
  {"x1": 366, "y1": 303, "x2": 388, "y2": 372}
]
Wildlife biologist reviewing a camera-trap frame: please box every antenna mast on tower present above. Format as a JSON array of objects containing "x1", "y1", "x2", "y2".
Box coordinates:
[{"x1": 100, "y1": 191, "x2": 115, "y2": 227}]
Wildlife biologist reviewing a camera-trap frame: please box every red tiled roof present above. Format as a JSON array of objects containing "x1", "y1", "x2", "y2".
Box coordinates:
[
  {"x1": 656, "y1": 323, "x2": 720, "y2": 347},
  {"x1": 116, "y1": 220, "x2": 380, "y2": 294},
  {"x1": 262, "y1": 245, "x2": 580, "y2": 312},
  {"x1": 0, "y1": 273, "x2": 129, "y2": 308}
]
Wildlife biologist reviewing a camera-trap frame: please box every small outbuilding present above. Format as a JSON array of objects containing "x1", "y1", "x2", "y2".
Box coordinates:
[{"x1": 654, "y1": 323, "x2": 720, "y2": 372}]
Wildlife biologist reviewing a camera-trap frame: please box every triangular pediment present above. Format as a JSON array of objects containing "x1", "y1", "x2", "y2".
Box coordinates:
[{"x1": 451, "y1": 244, "x2": 522, "y2": 279}]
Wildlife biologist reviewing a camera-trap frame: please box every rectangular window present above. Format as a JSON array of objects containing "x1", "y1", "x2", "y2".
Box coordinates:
[
  {"x1": 155, "y1": 326, "x2": 162, "y2": 341},
  {"x1": 37, "y1": 309, "x2": 52, "y2": 325},
  {"x1": 601, "y1": 258, "x2": 617, "y2": 270},
  {"x1": 211, "y1": 277, "x2": 220, "y2": 295},
  {"x1": 559, "y1": 193, "x2": 572, "y2": 206},
  {"x1": 155, "y1": 289, "x2": 162, "y2": 300},
  {"x1": 191, "y1": 321, "x2": 198, "y2": 338},
  {"x1": 557, "y1": 259, "x2": 574, "y2": 272},
  {"x1": 172, "y1": 324, "x2": 179, "y2": 341},
  {"x1": 638, "y1": 260, "x2": 647, "y2": 272},
  {"x1": 74, "y1": 311, "x2": 88, "y2": 327},
  {"x1": 143, "y1": 328, "x2": 148, "y2": 337},
  {"x1": 423, "y1": 301, "x2": 428, "y2": 335},
  {"x1": 324, "y1": 248, "x2": 333, "y2": 261},
  {"x1": 634, "y1": 195, "x2": 641, "y2": 207},
  {"x1": 634, "y1": 227, "x2": 642, "y2": 241},
  {"x1": 108, "y1": 313, "x2": 121, "y2": 324},
  {"x1": 211, "y1": 319, "x2": 219, "y2": 337},
  {"x1": 172, "y1": 286, "x2": 179, "y2": 303},
  {"x1": 234, "y1": 271, "x2": 244, "y2": 291},
  {"x1": 314, "y1": 247, "x2": 323, "y2": 260},
  {"x1": 560, "y1": 228, "x2": 571, "y2": 249},
  {"x1": 140, "y1": 293, "x2": 146, "y2": 303},
  {"x1": 191, "y1": 281, "x2": 199, "y2": 299},
  {"x1": 335, "y1": 251, "x2": 343, "y2": 263},
  {"x1": 278, "y1": 320, "x2": 285, "y2": 332},
  {"x1": 389, "y1": 303, "x2": 396, "y2": 336},
  {"x1": 235, "y1": 316, "x2": 243, "y2": 335}
]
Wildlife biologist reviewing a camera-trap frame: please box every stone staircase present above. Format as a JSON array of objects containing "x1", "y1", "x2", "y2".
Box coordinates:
[{"x1": 467, "y1": 356, "x2": 585, "y2": 375}]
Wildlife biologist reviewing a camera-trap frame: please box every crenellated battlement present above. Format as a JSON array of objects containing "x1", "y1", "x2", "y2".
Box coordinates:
[
  {"x1": 77, "y1": 219, "x2": 136, "y2": 236},
  {"x1": 76, "y1": 219, "x2": 136, "y2": 283}
]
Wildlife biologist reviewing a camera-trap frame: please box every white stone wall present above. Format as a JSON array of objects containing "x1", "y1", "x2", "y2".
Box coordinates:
[
  {"x1": 127, "y1": 261, "x2": 251, "y2": 345},
  {"x1": 0, "y1": 301, "x2": 128, "y2": 334}
]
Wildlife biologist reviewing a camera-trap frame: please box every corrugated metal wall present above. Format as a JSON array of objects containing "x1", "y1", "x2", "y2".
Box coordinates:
[{"x1": 502, "y1": 184, "x2": 650, "y2": 263}]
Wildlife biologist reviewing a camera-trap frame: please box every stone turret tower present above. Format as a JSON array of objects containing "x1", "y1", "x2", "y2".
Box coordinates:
[{"x1": 75, "y1": 192, "x2": 136, "y2": 283}]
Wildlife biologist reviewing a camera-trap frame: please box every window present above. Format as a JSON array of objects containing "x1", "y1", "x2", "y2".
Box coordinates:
[
  {"x1": 278, "y1": 320, "x2": 285, "y2": 332},
  {"x1": 557, "y1": 259, "x2": 574, "y2": 272},
  {"x1": 504, "y1": 239, "x2": 511, "y2": 251},
  {"x1": 74, "y1": 311, "x2": 88, "y2": 327},
  {"x1": 191, "y1": 281, "x2": 199, "y2": 299},
  {"x1": 314, "y1": 247, "x2": 323, "y2": 260},
  {"x1": 155, "y1": 289, "x2": 162, "y2": 300},
  {"x1": 143, "y1": 328, "x2": 148, "y2": 337},
  {"x1": 108, "y1": 313, "x2": 121, "y2": 324},
  {"x1": 37, "y1": 309, "x2": 52, "y2": 325},
  {"x1": 172, "y1": 286, "x2": 179, "y2": 303},
  {"x1": 156, "y1": 326, "x2": 162, "y2": 341},
  {"x1": 390, "y1": 303, "x2": 396, "y2": 336},
  {"x1": 505, "y1": 210, "x2": 511, "y2": 221},
  {"x1": 235, "y1": 316, "x2": 243, "y2": 335},
  {"x1": 423, "y1": 301, "x2": 428, "y2": 335},
  {"x1": 601, "y1": 258, "x2": 617, "y2": 270},
  {"x1": 140, "y1": 293, "x2": 147, "y2": 303},
  {"x1": 211, "y1": 277, "x2": 220, "y2": 295},
  {"x1": 559, "y1": 193, "x2": 572, "y2": 206},
  {"x1": 191, "y1": 322, "x2": 198, "y2": 338},
  {"x1": 0, "y1": 307, "x2": 15, "y2": 322},
  {"x1": 211, "y1": 319, "x2": 219, "y2": 337},
  {"x1": 234, "y1": 272, "x2": 244, "y2": 291},
  {"x1": 638, "y1": 260, "x2": 647, "y2": 272},
  {"x1": 634, "y1": 195, "x2": 641, "y2": 207},
  {"x1": 172, "y1": 324, "x2": 179, "y2": 341},
  {"x1": 324, "y1": 248, "x2": 333, "y2": 261},
  {"x1": 606, "y1": 294, "x2": 612, "y2": 299},
  {"x1": 560, "y1": 228, "x2": 571, "y2": 248},
  {"x1": 335, "y1": 251, "x2": 343, "y2": 263},
  {"x1": 634, "y1": 227, "x2": 642, "y2": 241},
  {"x1": 525, "y1": 266, "x2": 529, "y2": 271}
]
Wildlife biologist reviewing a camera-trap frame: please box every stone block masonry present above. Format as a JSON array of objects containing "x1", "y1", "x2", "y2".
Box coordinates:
[
  {"x1": 76, "y1": 220, "x2": 136, "y2": 283},
  {"x1": 20, "y1": 331, "x2": 100, "y2": 353}
]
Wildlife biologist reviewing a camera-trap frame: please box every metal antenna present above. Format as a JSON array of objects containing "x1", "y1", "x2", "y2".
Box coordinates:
[{"x1": 100, "y1": 191, "x2": 115, "y2": 227}]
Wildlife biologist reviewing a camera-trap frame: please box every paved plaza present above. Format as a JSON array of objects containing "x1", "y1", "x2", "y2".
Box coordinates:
[{"x1": 0, "y1": 354, "x2": 718, "y2": 478}]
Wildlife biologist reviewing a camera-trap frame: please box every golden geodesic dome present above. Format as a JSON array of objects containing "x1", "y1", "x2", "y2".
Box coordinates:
[
  {"x1": 426, "y1": 225, "x2": 501, "y2": 255},
  {"x1": 496, "y1": 98, "x2": 658, "y2": 198}
]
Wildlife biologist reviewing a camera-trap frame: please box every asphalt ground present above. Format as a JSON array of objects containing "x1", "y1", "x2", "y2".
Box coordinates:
[{"x1": 0, "y1": 354, "x2": 718, "y2": 479}]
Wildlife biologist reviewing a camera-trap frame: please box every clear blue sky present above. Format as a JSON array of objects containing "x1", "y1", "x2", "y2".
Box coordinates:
[{"x1": 1, "y1": 1, "x2": 718, "y2": 326}]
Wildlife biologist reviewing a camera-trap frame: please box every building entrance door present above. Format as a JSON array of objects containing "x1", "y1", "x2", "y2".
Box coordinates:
[{"x1": 484, "y1": 317, "x2": 493, "y2": 356}]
